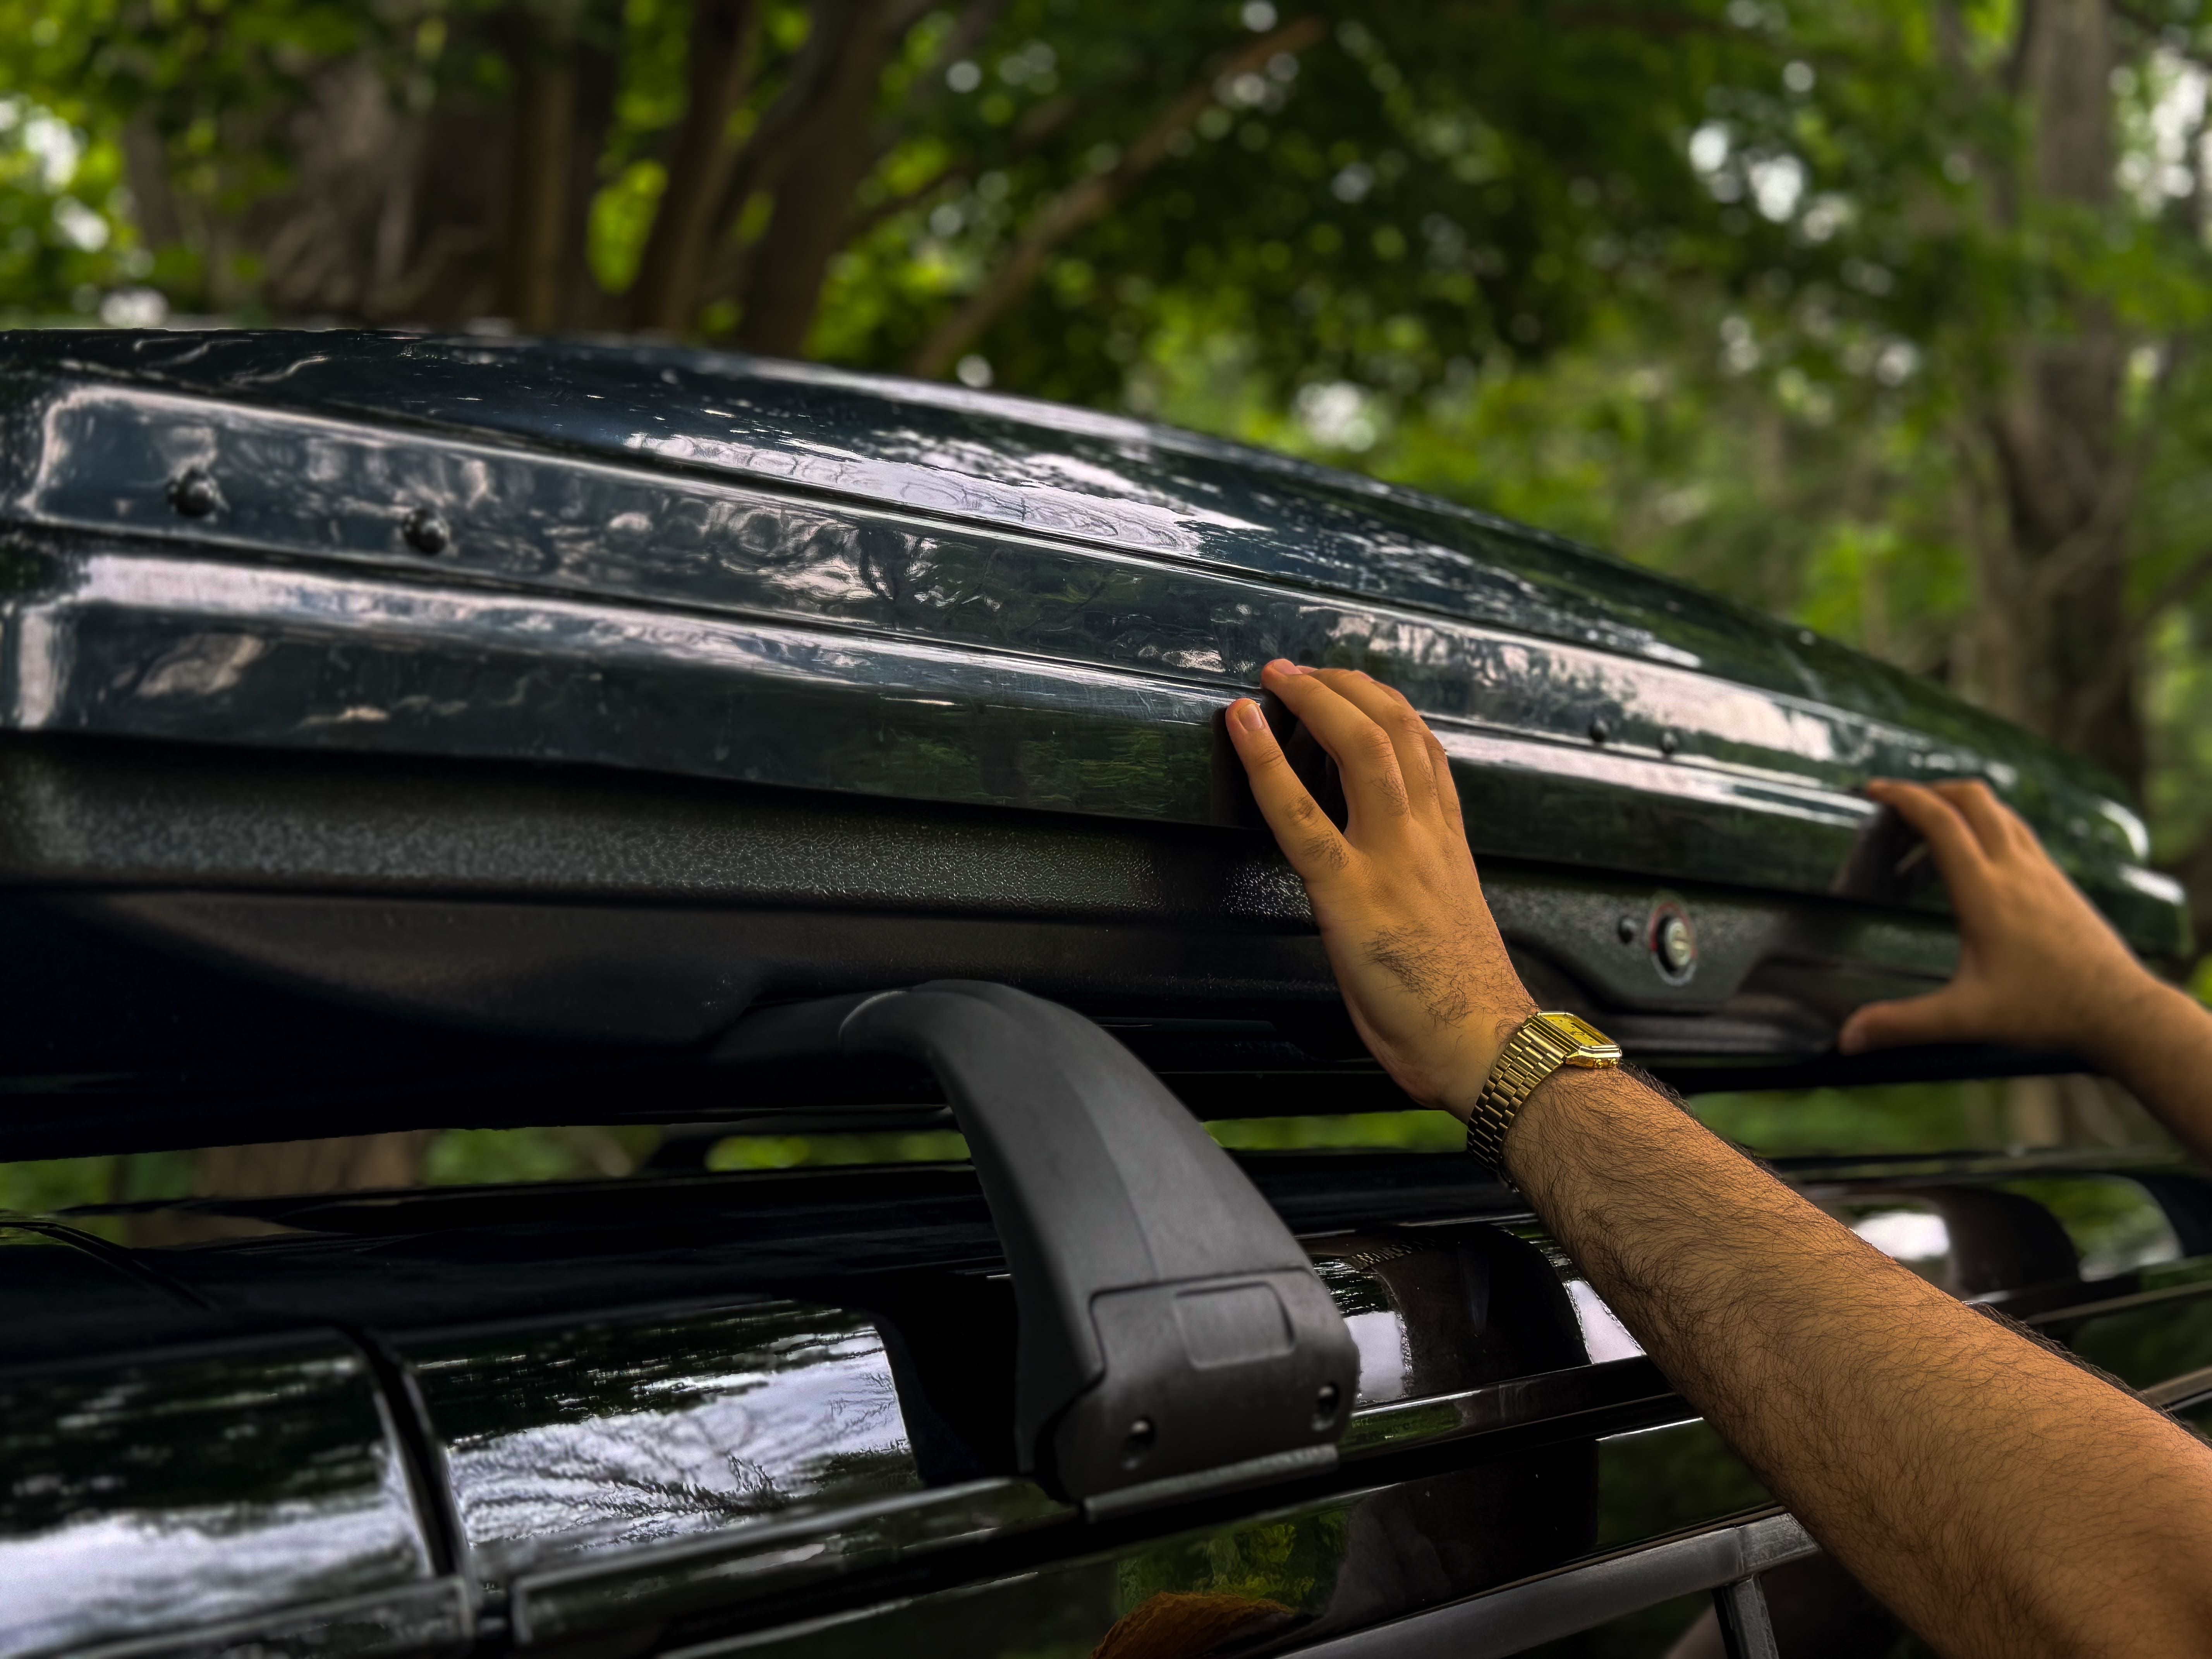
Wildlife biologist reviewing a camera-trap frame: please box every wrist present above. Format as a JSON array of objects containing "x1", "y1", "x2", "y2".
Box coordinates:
[
  {"x1": 1439, "y1": 1002, "x2": 1541, "y2": 1122},
  {"x1": 1459, "y1": 1008, "x2": 1619, "y2": 1187},
  {"x1": 2069, "y1": 969, "x2": 2197, "y2": 1076}
]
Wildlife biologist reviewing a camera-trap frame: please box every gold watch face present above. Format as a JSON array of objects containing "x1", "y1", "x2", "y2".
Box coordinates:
[{"x1": 1535, "y1": 1011, "x2": 1623, "y2": 1067}]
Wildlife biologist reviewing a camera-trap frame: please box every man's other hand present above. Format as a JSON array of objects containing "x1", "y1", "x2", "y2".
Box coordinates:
[
  {"x1": 1838, "y1": 778, "x2": 2161, "y2": 1062},
  {"x1": 1226, "y1": 661, "x2": 1533, "y2": 1118}
]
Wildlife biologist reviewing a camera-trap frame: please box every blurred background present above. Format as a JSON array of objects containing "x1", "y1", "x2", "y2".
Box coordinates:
[{"x1": 2, "y1": 0, "x2": 2209, "y2": 1200}]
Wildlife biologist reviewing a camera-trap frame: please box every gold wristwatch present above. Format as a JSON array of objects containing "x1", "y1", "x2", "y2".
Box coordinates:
[{"x1": 1465, "y1": 1012, "x2": 1622, "y2": 1175}]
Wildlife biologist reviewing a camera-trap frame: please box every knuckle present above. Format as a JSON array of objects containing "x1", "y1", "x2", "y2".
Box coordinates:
[
  {"x1": 1272, "y1": 792, "x2": 1350, "y2": 872},
  {"x1": 1307, "y1": 832, "x2": 1352, "y2": 871},
  {"x1": 1352, "y1": 723, "x2": 1397, "y2": 766}
]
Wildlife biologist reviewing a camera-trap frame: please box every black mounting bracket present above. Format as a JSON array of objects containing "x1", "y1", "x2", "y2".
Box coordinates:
[{"x1": 712, "y1": 981, "x2": 1358, "y2": 1514}]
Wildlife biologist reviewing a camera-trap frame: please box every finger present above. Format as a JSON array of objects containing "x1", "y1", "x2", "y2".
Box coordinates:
[
  {"x1": 1930, "y1": 780, "x2": 2031, "y2": 858},
  {"x1": 1837, "y1": 988, "x2": 1978, "y2": 1054},
  {"x1": 1226, "y1": 696, "x2": 1354, "y2": 882},
  {"x1": 1376, "y1": 678, "x2": 1470, "y2": 840},
  {"x1": 1307, "y1": 669, "x2": 1443, "y2": 816},
  {"x1": 1260, "y1": 661, "x2": 1413, "y2": 831},
  {"x1": 1432, "y1": 738, "x2": 1467, "y2": 840},
  {"x1": 1865, "y1": 780, "x2": 1994, "y2": 902}
]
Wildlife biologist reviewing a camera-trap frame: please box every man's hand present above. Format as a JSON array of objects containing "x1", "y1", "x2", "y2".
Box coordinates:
[
  {"x1": 1226, "y1": 682, "x2": 2212, "y2": 1656},
  {"x1": 1838, "y1": 776, "x2": 2212, "y2": 1169},
  {"x1": 1226, "y1": 660, "x2": 1532, "y2": 1118},
  {"x1": 1838, "y1": 779, "x2": 2165, "y2": 1065}
]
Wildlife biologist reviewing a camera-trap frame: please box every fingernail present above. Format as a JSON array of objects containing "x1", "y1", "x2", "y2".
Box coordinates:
[
  {"x1": 1838, "y1": 1023, "x2": 1864, "y2": 1055},
  {"x1": 1230, "y1": 698, "x2": 1264, "y2": 732}
]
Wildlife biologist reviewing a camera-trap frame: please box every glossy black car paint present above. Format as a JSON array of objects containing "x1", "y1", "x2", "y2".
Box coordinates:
[
  {"x1": 6, "y1": 1152, "x2": 2212, "y2": 1659},
  {"x1": 0, "y1": 1230, "x2": 464, "y2": 1659}
]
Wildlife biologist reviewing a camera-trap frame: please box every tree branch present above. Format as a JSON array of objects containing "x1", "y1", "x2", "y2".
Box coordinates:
[
  {"x1": 689, "y1": 3, "x2": 864, "y2": 318},
  {"x1": 2025, "y1": 341, "x2": 2183, "y2": 607},
  {"x1": 629, "y1": 0, "x2": 760, "y2": 332},
  {"x1": 845, "y1": 86, "x2": 1085, "y2": 244},
  {"x1": 1549, "y1": 6, "x2": 1731, "y2": 37},
  {"x1": 907, "y1": 15, "x2": 1326, "y2": 380},
  {"x1": 878, "y1": 0, "x2": 1005, "y2": 148},
  {"x1": 2108, "y1": 0, "x2": 2209, "y2": 69}
]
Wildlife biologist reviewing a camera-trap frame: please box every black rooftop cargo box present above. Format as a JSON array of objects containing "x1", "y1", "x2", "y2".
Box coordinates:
[{"x1": 0, "y1": 329, "x2": 2186, "y2": 1147}]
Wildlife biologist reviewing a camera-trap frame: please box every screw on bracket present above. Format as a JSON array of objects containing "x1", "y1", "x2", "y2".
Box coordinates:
[
  {"x1": 168, "y1": 468, "x2": 219, "y2": 517},
  {"x1": 1656, "y1": 912, "x2": 1697, "y2": 975},
  {"x1": 403, "y1": 507, "x2": 451, "y2": 555}
]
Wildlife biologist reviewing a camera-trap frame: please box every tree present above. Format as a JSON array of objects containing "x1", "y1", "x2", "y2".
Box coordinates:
[
  {"x1": 0, "y1": 3, "x2": 1788, "y2": 338},
  {"x1": 1971, "y1": 0, "x2": 2135, "y2": 787}
]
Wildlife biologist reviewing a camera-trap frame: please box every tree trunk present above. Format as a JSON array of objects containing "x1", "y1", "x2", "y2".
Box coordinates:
[
  {"x1": 561, "y1": 30, "x2": 625, "y2": 330},
  {"x1": 238, "y1": 61, "x2": 425, "y2": 319},
  {"x1": 1971, "y1": 0, "x2": 2140, "y2": 793},
  {"x1": 120, "y1": 120, "x2": 184, "y2": 252},
  {"x1": 141, "y1": 51, "x2": 508, "y2": 329},
  {"x1": 629, "y1": 0, "x2": 759, "y2": 333},
  {"x1": 503, "y1": 26, "x2": 581, "y2": 334},
  {"x1": 731, "y1": 0, "x2": 915, "y2": 359}
]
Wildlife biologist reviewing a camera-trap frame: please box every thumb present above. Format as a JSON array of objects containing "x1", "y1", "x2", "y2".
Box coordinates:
[{"x1": 1838, "y1": 990, "x2": 1973, "y2": 1055}]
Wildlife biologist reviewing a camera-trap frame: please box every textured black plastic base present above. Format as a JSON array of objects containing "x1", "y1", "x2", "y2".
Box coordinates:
[{"x1": 0, "y1": 731, "x2": 2020, "y2": 1154}]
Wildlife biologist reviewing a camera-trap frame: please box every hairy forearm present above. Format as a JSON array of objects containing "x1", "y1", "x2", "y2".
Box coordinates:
[
  {"x1": 1506, "y1": 1069, "x2": 2212, "y2": 1658},
  {"x1": 2076, "y1": 972, "x2": 2212, "y2": 1170}
]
